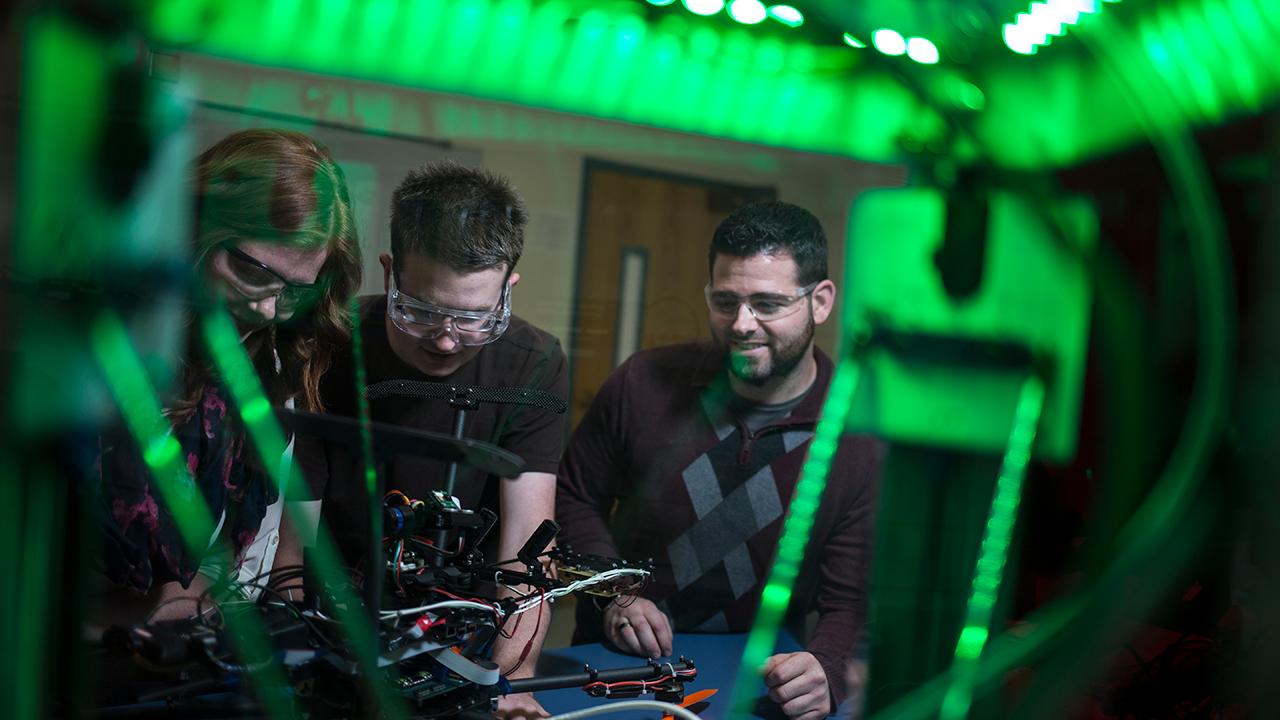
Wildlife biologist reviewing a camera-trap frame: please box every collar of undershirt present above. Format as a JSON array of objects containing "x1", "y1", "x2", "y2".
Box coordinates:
[
  {"x1": 726, "y1": 382, "x2": 812, "y2": 416},
  {"x1": 689, "y1": 342, "x2": 834, "y2": 425}
]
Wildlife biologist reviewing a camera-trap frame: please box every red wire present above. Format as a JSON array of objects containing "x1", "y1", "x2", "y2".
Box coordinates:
[
  {"x1": 502, "y1": 588, "x2": 544, "y2": 675},
  {"x1": 500, "y1": 603, "x2": 523, "y2": 639},
  {"x1": 582, "y1": 669, "x2": 696, "y2": 694}
]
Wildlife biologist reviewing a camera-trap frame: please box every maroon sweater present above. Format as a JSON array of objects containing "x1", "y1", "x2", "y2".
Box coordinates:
[{"x1": 557, "y1": 341, "x2": 883, "y2": 705}]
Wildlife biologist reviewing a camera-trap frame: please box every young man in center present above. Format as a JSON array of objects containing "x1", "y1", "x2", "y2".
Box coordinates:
[
  {"x1": 302, "y1": 161, "x2": 567, "y2": 719},
  {"x1": 557, "y1": 200, "x2": 883, "y2": 720}
]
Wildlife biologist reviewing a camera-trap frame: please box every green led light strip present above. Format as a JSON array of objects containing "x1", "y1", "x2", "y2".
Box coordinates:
[
  {"x1": 939, "y1": 374, "x2": 1046, "y2": 720},
  {"x1": 1003, "y1": 0, "x2": 1114, "y2": 55},
  {"x1": 199, "y1": 308, "x2": 410, "y2": 719},
  {"x1": 147, "y1": 0, "x2": 1280, "y2": 170},
  {"x1": 651, "y1": 0, "x2": 805, "y2": 28},
  {"x1": 146, "y1": 0, "x2": 885, "y2": 161},
  {"x1": 727, "y1": 355, "x2": 863, "y2": 715},
  {"x1": 90, "y1": 312, "x2": 217, "y2": 550},
  {"x1": 867, "y1": 8, "x2": 1233, "y2": 717},
  {"x1": 348, "y1": 298, "x2": 379, "y2": 509},
  {"x1": 346, "y1": 296, "x2": 386, "y2": 629},
  {"x1": 90, "y1": 311, "x2": 295, "y2": 720}
]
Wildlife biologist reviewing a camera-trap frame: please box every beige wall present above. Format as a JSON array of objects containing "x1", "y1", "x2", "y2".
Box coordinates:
[{"x1": 172, "y1": 53, "x2": 906, "y2": 359}]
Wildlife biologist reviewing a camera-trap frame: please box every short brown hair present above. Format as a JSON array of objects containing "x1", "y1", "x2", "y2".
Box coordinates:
[{"x1": 390, "y1": 161, "x2": 528, "y2": 274}]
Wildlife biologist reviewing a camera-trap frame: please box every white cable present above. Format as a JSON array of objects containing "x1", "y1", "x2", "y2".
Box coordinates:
[
  {"x1": 360, "y1": 568, "x2": 648, "y2": 621},
  {"x1": 522, "y1": 568, "x2": 648, "y2": 610},
  {"x1": 511, "y1": 568, "x2": 649, "y2": 616},
  {"x1": 522, "y1": 568, "x2": 645, "y2": 608},
  {"x1": 545, "y1": 699, "x2": 701, "y2": 720},
  {"x1": 378, "y1": 600, "x2": 501, "y2": 619}
]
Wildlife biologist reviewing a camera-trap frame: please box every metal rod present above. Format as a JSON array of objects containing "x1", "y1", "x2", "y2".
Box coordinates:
[
  {"x1": 504, "y1": 659, "x2": 695, "y2": 695},
  {"x1": 443, "y1": 408, "x2": 467, "y2": 496}
]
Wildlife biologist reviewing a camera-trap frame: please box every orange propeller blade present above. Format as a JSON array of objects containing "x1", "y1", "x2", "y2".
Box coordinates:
[{"x1": 662, "y1": 688, "x2": 718, "y2": 719}]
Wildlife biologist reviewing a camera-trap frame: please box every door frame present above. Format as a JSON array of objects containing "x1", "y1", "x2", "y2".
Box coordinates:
[{"x1": 568, "y1": 157, "x2": 776, "y2": 421}]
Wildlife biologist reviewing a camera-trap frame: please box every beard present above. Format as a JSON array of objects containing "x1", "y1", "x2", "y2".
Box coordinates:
[{"x1": 714, "y1": 312, "x2": 815, "y2": 387}]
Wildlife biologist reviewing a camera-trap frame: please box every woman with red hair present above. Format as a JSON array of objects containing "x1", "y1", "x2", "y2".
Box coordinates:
[{"x1": 96, "y1": 128, "x2": 362, "y2": 621}]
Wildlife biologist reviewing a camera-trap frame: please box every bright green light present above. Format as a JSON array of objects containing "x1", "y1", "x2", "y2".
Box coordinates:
[
  {"x1": 683, "y1": 0, "x2": 724, "y2": 16},
  {"x1": 766, "y1": 4, "x2": 803, "y2": 27},
  {"x1": 842, "y1": 32, "x2": 866, "y2": 48},
  {"x1": 200, "y1": 308, "x2": 412, "y2": 718},
  {"x1": 939, "y1": 374, "x2": 1046, "y2": 720},
  {"x1": 91, "y1": 310, "x2": 299, "y2": 720},
  {"x1": 241, "y1": 396, "x2": 271, "y2": 423},
  {"x1": 906, "y1": 36, "x2": 940, "y2": 64},
  {"x1": 647, "y1": 0, "x2": 678, "y2": 5},
  {"x1": 872, "y1": 28, "x2": 907, "y2": 56},
  {"x1": 91, "y1": 312, "x2": 213, "y2": 553},
  {"x1": 146, "y1": 0, "x2": 934, "y2": 164},
  {"x1": 727, "y1": 0, "x2": 766, "y2": 24},
  {"x1": 760, "y1": 583, "x2": 790, "y2": 608},
  {"x1": 143, "y1": 435, "x2": 182, "y2": 469},
  {"x1": 728, "y1": 357, "x2": 863, "y2": 718},
  {"x1": 954, "y1": 625, "x2": 989, "y2": 659},
  {"x1": 955, "y1": 80, "x2": 986, "y2": 109}
]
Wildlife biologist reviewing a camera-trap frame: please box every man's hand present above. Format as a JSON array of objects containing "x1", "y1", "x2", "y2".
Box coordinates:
[
  {"x1": 762, "y1": 652, "x2": 831, "y2": 720},
  {"x1": 603, "y1": 597, "x2": 673, "y2": 658},
  {"x1": 495, "y1": 692, "x2": 549, "y2": 720}
]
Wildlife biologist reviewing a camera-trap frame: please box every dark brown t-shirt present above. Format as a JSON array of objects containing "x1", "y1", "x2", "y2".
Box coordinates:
[{"x1": 300, "y1": 294, "x2": 569, "y2": 569}]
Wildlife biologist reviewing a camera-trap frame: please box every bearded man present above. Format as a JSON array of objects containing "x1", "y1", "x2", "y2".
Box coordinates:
[{"x1": 556, "y1": 201, "x2": 884, "y2": 720}]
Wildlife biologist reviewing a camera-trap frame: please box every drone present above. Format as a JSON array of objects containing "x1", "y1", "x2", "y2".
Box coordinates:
[{"x1": 95, "y1": 405, "x2": 698, "y2": 718}]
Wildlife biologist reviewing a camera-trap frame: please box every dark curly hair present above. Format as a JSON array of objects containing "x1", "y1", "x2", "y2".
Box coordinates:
[{"x1": 708, "y1": 200, "x2": 828, "y2": 286}]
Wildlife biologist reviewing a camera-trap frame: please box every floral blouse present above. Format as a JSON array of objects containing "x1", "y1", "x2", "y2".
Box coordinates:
[{"x1": 97, "y1": 385, "x2": 278, "y2": 594}]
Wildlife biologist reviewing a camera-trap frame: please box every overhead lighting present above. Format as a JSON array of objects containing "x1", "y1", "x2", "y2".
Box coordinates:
[
  {"x1": 1026, "y1": 1, "x2": 1064, "y2": 38},
  {"x1": 906, "y1": 37, "x2": 940, "y2": 64},
  {"x1": 872, "y1": 28, "x2": 907, "y2": 56},
  {"x1": 727, "y1": 0, "x2": 767, "y2": 24},
  {"x1": 1003, "y1": 0, "x2": 1111, "y2": 54},
  {"x1": 683, "y1": 0, "x2": 725, "y2": 16},
  {"x1": 1048, "y1": 2, "x2": 1080, "y2": 26},
  {"x1": 1002, "y1": 23, "x2": 1037, "y2": 55},
  {"x1": 648, "y1": 0, "x2": 804, "y2": 29},
  {"x1": 766, "y1": 4, "x2": 804, "y2": 27},
  {"x1": 842, "y1": 32, "x2": 866, "y2": 49}
]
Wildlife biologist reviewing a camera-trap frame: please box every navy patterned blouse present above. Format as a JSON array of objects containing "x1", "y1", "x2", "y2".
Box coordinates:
[{"x1": 97, "y1": 385, "x2": 278, "y2": 593}]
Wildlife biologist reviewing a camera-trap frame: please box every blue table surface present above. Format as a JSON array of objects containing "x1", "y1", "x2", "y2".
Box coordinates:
[{"x1": 532, "y1": 633, "x2": 801, "y2": 719}]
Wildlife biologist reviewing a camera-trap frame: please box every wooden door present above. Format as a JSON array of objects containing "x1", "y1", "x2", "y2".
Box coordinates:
[{"x1": 570, "y1": 161, "x2": 774, "y2": 427}]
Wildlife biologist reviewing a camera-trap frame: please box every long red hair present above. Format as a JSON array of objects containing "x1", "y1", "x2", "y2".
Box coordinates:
[{"x1": 170, "y1": 128, "x2": 361, "y2": 424}]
